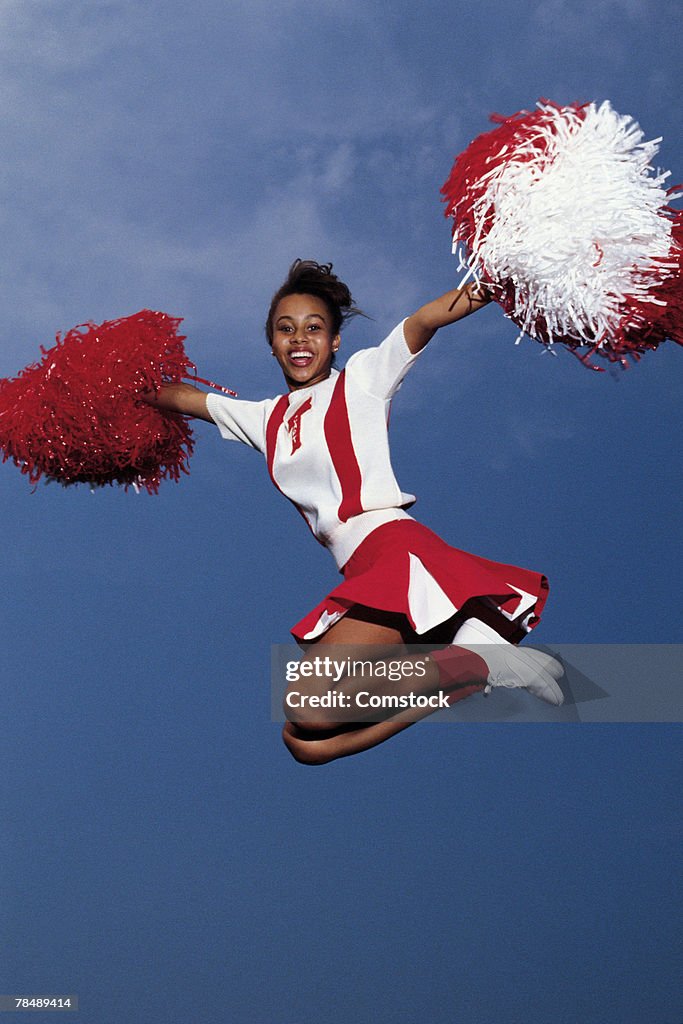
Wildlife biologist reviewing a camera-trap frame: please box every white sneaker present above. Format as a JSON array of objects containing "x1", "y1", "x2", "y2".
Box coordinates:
[
  {"x1": 483, "y1": 647, "x2": 565, "y2": 706},
  {"x1": 452, "y1": 617, "x2": 564, "y2": 706}
]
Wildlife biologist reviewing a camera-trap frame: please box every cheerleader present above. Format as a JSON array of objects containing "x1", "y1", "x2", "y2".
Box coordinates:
[{"x1": 144, "y1": 260, "x2": 564, "y2": 764}]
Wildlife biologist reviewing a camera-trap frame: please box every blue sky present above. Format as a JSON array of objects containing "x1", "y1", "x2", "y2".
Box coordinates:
[{"x1": 1, "y1": 2, "x2": 681, "y2": 1022}]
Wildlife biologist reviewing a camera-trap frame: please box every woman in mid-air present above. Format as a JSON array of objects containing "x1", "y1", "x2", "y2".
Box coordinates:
[{"x1": 145, "y1": 260, "x2": 564, "y2": 764}]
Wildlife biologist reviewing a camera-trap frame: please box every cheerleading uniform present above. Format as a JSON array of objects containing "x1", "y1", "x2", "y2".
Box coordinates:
[{"x1": 206, "y1": 320, "x2": 548, "y2": 643}]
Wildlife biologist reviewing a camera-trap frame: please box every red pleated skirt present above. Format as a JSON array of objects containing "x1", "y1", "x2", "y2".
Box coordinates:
[{"x1": 291, "y1": 519, "x2": 549, "y2": 644}]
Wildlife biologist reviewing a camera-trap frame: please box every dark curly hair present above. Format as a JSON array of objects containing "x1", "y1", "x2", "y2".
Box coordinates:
[{"x1": 265, "y1": 259, "x2": 366, "y2": 345}]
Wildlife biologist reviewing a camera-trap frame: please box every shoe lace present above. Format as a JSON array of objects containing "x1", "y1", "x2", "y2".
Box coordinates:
[{"x1": 484, "y1": 671, "x2": 519, "y2": 696}]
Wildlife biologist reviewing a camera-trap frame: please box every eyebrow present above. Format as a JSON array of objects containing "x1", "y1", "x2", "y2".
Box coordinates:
[{"x1": 275, "y1": 312, "x2": 327, "y2": 324}]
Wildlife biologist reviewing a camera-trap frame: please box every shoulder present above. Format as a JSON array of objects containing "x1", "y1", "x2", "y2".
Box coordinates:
[
  {"x1": 343, "y1": 320, "x2": 420, "y2": 399},
  {"x1": 345, "y1": 320, "x2": 410, "y2": 367}
]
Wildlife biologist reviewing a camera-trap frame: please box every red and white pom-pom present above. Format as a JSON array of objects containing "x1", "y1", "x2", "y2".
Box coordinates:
[
  {"x1": 0, "y1": 310, "x2": 196, "y2": 492},
  {"x1": 442, "y1": 99, "x2": 683, "y2": 367}
]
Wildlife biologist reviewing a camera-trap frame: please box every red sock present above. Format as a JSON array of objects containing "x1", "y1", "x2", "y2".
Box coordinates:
[{"x1": 430, "y1": 646, "x2": 489, "y2": 705}]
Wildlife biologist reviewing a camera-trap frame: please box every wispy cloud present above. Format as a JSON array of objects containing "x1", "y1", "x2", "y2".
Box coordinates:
[
  {"x1": 532, "y1": 0, "x2": 651, "y2": 24},
  {"x1": 0, "y1": 0, "x2": 679, "y2": 405},
  {"x1": 0, "y1": 2, "x2": 448, "y2": 368}
]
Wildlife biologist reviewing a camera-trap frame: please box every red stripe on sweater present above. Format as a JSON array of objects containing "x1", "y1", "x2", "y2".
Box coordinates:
[
  {"x1": 323, "y1": 371, "x2": 363, "y2": 523},
  {"x1": 265, "y1": 394, "x2": 290, "y2": 485},
  {"x1": 265, "y1": 393, "x2": 322, "y2": 544}
]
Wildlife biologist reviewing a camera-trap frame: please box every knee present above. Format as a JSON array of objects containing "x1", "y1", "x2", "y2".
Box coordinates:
[
  {"x1": 284, "y1": 712, "x2": 341, "y2": 734},
  {"x1": 283, "y1": 686, "x2": 343, "y2": 734},
  {"x1": 287, "y1": 744, "x2": 335, "y2": 767},
  {"x1": 281, "y1": 724, "x2": 336, "y2": 766}
]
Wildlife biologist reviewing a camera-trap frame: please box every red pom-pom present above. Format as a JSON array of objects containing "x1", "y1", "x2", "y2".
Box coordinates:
[
  {"x1": 0, "y1": 310, "x2": 195, "y2": 493},
  {"x1": 442, "y1": 100, "x2": 682, "y2": 367},
  {"x1": 442, "y1": 101, "x2": 591, "y2": 264}
]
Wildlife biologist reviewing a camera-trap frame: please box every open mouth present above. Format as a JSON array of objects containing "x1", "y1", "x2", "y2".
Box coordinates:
[{"x1": 288, "y1": 350, "x2": 315, "y2": 368}]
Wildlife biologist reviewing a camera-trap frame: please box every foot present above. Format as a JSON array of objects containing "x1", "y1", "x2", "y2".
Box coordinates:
[
  {"x1": 483, "y1": 647, "x2": 564, "y2": 706},
  {"x1": 451, "y1": 617, "x2": 564, "y2": 706}
]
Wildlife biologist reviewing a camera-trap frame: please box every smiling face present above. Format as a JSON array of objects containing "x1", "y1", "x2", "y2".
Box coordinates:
[{"x1": 270, "y1": 293, "x2": 340, "y2": 391}]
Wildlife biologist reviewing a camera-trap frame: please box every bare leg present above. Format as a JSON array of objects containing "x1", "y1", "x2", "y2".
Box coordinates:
[
  {"x1": 281, "y1": 608, "x2": 486, "y2": 765},
  {"x1": 282, "y1": 681, "x2": 482, "y2": 765}
]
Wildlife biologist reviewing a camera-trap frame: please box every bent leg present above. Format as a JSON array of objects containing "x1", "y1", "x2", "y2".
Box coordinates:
[
  {"x1": 283, "y1": 680, "x2": 484, "y2": 765},
  {"x1": 281, "y1": 606, "x2": 486, "y2": 764}
]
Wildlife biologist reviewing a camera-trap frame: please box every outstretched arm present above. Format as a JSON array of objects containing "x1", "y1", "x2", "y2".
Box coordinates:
[
  {"x1": 403, "y1": 281, "x2": 491, "y2": 354},
  {"x1": 140, "y1": 382, "x2": 213, "y2": 422}
]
